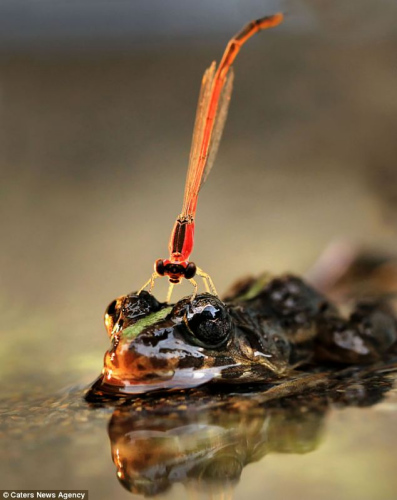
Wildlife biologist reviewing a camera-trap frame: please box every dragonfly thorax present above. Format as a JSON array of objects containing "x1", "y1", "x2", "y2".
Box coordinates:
[{"x1": 168, "y1": 217, "x2": 195, "y2": 262}]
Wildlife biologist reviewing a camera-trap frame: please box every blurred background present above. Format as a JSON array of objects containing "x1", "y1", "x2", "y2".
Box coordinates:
[{"x1": 1, "y1": 0, "x2": 397, "y2": 398}]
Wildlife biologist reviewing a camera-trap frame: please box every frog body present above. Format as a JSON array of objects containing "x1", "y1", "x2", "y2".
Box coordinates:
[{"x1": 91, "y1": 275, "x2": 397, "y2": 397}]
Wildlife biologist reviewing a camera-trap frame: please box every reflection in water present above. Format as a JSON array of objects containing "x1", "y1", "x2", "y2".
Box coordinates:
[
  {"x1": 110, "y1": 401, "x2": 323, "y2": 497},
  {"x1": 100, "y1": 367, "x2": 395, "y2": 497}
]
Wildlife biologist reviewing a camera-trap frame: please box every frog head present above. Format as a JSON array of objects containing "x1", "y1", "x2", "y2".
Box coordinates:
[{"x1": 93, "y1": 290, "x2": 291, "y2": 396}]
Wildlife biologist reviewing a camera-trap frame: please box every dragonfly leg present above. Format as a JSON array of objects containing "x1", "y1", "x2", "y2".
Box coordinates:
[
  {"x1": 188, "y1": 278, "x2": 198, "y2": 301},
  {"x1": 138, "y1": 272, "x2": 159, "y2": 295},
  {"x1": 196, "y1": 267, "x2": 218, "y2": 296},
  {"x1": 202, "y1": 276, "x2": 211, "y2": 294},
  {"x1": 166, "y1": 283, "x2": 175, "y2": 303}
]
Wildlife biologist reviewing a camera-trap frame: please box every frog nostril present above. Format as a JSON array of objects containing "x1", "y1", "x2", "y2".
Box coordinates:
[
  {"x1": 107, "y1": 300, "x2": 118, "y2": 317},
  {"x1": 105, "y1": 299, "x2": 121, "y2": 335}
]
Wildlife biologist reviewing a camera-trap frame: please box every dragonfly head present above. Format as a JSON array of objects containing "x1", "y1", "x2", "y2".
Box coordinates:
[{"x1": 155, "y1": 258, "x2": 197, "y2": 283}]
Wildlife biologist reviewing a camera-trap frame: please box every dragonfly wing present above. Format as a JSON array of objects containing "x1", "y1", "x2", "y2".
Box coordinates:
[
  {"x1": 182, "y1": 67, "x2": 234, "y2": 217},
  {"x1": 183, "y1": 62, "x2": 216, "y2": 214},
  {"x1": 180, "y1": 14, "x2": 283, "y2": 219},
  {"x1": 201, "y1": 68, "x2": 234, "y2": 185}
]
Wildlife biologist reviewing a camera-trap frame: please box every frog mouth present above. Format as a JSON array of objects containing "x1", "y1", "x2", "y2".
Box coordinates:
[
  {"x1": 99, "y1": 365, "x2": 228, "y2": 395},
  {"x1": 98, "y1": 341, "x2": 243, "y2": 395}
]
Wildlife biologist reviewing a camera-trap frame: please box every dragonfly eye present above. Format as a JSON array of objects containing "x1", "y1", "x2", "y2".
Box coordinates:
[
  {"x1": 155, "y1": 259, "x2": 165, "y2": 276},
  {"x1": 184, "y1": 262, "x2": 197, "y2": 279},
  {"x1": 184, "y1": 296, "x2": 233, "y2": 348}
]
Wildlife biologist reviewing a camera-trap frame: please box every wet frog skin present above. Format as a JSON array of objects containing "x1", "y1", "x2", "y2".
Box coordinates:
[{"x1": 90, "y1": 275, "x2": 397, "y2": 397}]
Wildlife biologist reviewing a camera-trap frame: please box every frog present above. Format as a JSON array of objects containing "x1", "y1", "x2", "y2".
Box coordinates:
[{"x1": 88, "y1": 274, "x2": 397, "y2": 398}]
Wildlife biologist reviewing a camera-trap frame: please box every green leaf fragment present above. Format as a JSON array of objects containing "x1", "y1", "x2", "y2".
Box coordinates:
[
  {"x1": 237, "y1": 273, "x2": 273, "y2": 301},
  {"x1": 121, "y1": 306, "x2": 173, "y2": 341}
]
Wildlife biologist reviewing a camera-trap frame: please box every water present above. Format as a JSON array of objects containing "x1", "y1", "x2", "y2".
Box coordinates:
[{"x1": 1, "y1": 369, "x2": 396, "y2": 500}]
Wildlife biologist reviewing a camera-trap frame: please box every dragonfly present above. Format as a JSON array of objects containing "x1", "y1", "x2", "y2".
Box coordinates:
[{"x1": 139, "y1": 13, "x2": 284, "y2": 303}]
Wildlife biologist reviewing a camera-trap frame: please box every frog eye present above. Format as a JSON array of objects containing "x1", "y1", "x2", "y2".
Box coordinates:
[
  {"x1": 184, "y1": 296, "x2": 233, "y2": 348},
  {"x1": 123, "y1": 290, "x2": 162, "y2": 321},
  {"x1": 105, "y1": 291, "x2": 163, "y2": 337}
]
